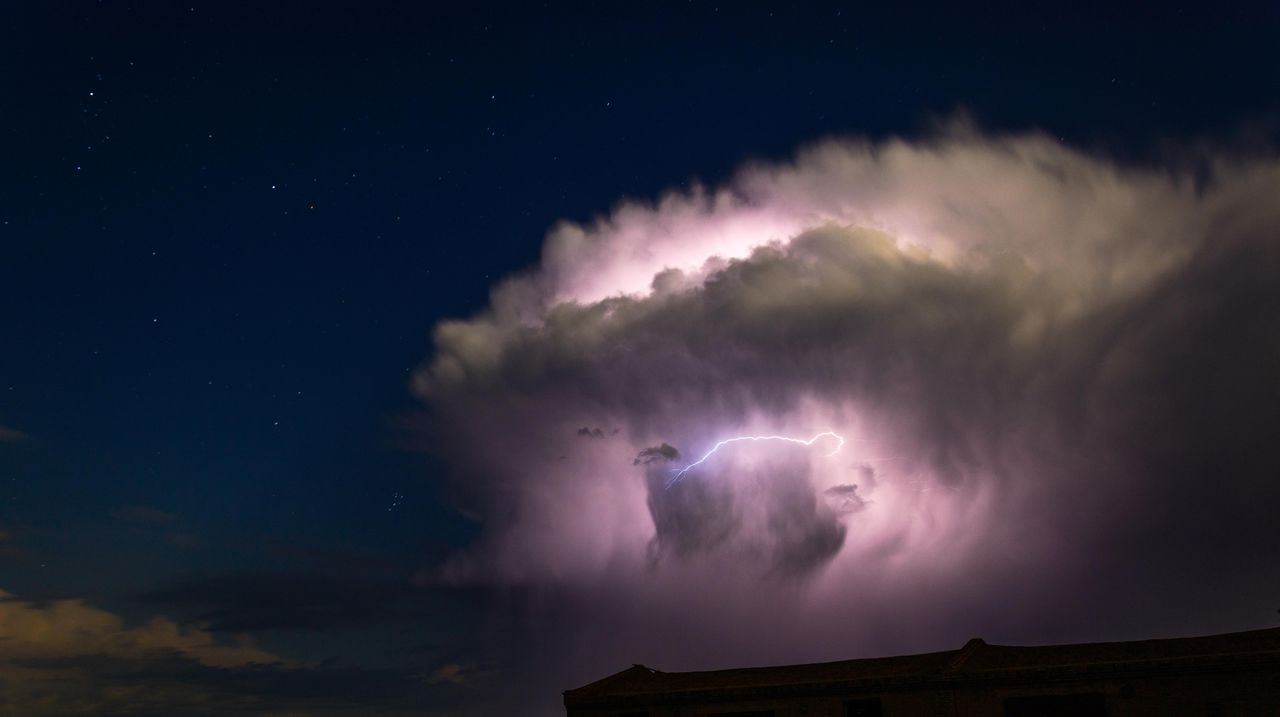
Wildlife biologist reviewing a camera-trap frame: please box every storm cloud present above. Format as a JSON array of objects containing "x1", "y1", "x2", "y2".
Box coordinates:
[{"x1": 413, "y1": 128, "x2": 1280, "y2": 705}]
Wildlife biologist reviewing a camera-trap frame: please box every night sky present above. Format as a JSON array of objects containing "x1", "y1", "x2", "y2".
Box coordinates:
[{"x1": 2, "y1": 3, "x2": 1280, "y2": 715}]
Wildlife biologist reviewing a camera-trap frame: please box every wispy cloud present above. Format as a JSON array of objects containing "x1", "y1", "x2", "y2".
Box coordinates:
[
  {"x1": 139, "y1": 572, "x2": 445, "y2": 632},
  {"x1": 0, "y1": 425, "x2": 29, "y2": 443},
  {"x1": 428, "y1": 662, "x2": 476, "y2": 685},
  {"x1": 111, "y1": 505, "x2": 180, "y2": 525},
  {"x1": 0, "y1": 587, "x2": 284, "y2": 668},
  {"x1": 0, "y1": 587, "x2": 467, "y2": 715}
]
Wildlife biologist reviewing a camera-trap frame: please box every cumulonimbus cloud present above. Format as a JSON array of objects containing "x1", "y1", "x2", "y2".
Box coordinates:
[{"x1": 413, "y1": 127, "x2": 1280, "y2": 693}]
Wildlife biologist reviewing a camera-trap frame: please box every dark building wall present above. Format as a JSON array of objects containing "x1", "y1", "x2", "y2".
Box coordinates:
[
  {"x1": 568, "y1": 664, "x2": 1280, "y2": 717},
  {"x1": 948, "y1": 667, "x2": 1280, "y2": 717},
  {"x1": 566, "y1": 629, "x2": 1280, "y2": 717}
]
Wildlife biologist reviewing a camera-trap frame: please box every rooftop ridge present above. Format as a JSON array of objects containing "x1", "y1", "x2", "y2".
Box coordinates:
[
  {"x1": 566, "y1": 625, "x2": 1280, "y2": 703},
  {"x1": 943, "y1": 637, "x2": 987, "y2": 673}
]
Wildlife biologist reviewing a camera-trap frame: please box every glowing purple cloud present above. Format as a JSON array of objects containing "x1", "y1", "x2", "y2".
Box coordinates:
[
  {"x1": 665, "y1": 431, "x2": 846, "y2": 489},
  {"x1": 414, "y1": 130, "x2": 1280, "y2": 717}
]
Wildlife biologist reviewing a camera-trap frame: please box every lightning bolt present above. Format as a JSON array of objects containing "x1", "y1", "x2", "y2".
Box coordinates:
[{"x1": 665, "y1": 431, "x2": 845, "y2": 489}]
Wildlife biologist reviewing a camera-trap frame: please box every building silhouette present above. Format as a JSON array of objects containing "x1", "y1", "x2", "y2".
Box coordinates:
[{"x1": 565, "y1": 626, "x2": 1280, "y2": 716}]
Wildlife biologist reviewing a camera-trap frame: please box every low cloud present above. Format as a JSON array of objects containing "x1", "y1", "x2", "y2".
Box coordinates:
[
  {"x1": 428, "y1": 661, "x2": 484, "y2": 685},
  {"x1": 111, "y1": 505, "x2": 180, "y2": 525},
  {"x1": 0, "y1": 425, "x2": 29, "y2": 443},
  {"x1": 0, "y1": 587, "x2": 471, "y2": 715},
  {"x1": 140, "y1": 572, "x2": 438, "y2": 632},
  {"x1": 0, "y1": 588, "x2": 283, "y2": 668},
  {"x1": 0, "y1": 528, "x2": 19, "y2": 559}
]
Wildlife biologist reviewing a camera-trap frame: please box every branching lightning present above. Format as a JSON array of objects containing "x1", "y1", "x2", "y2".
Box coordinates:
[{"x1": 665, "y1": 431, "x2": 845, "y2": 489}]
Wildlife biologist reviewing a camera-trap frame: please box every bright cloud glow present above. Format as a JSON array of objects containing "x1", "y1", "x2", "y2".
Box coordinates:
[{"x1": 415, "y1": 127, "x2": 1280, "y2": 688}]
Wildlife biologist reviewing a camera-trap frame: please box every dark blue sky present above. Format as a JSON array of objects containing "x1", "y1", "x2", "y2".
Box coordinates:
[{"x1": 1, "y1": 2, "x2": 1278, "y2": 714}]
